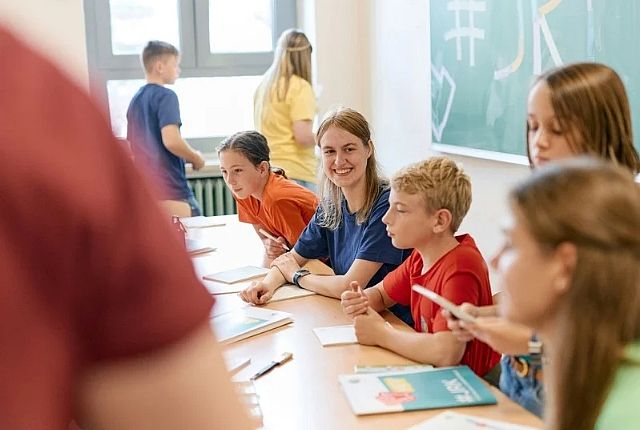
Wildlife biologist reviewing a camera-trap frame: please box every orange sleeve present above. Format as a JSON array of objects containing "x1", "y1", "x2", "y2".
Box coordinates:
[
  {"x1": 272, "y1": 199, "x2": 312, "y2": 247},
  {"x1": 236, "y1": 198, "x2": 260, "y2": 225}
]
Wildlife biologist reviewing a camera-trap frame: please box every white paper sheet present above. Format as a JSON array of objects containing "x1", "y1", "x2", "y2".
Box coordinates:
[{"x1": 313, "y1": 324, "x2": 358, "y2": 346}]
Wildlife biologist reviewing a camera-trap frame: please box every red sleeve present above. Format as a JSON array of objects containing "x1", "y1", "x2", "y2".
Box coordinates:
[
  {"x1": 0, "y1": 30, "x2": 216, "y2": 430},
  {"x1": 382, "y1": 253, "x2": 415, "y2": 305},
  {"x1": 82, "y1": 146, "x2": 216, "y2": 361},
  {"x1": 431, "y1": 272, "x2": 481, "y2": 333},
  {"x1": 0, "y1": 32, "x2": 214, "y2": 362}
]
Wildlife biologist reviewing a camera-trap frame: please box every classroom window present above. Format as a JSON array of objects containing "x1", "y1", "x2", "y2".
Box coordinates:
[
  {"x1": 106, "y1": 76, "x2": 261, "y2": 139},
  {"x1": 109, "y1": 0, "x2": 181, "y2": 55},
  {"x1": 208, "y1": 0, "x2": 273, "y2": 53},
  {"x1": 84, "y1": 0, "x2": 296, "y2": 151}
]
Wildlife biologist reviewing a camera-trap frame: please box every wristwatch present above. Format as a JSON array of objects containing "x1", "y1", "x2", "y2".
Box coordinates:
[
  {"x1": 292, "y1": 268, "x2": 311, "y2": 287},
  {"x1": 528, "y1": 334, "x2": 543, "y2": 355}
]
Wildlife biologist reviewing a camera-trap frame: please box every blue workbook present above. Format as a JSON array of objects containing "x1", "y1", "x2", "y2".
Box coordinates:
[
  {"x1": 211, "y1": 306, "x2": 292, "y2": 344},
  {"x1": 339, "y1": 366, "x2": 497, "y2": 415}
]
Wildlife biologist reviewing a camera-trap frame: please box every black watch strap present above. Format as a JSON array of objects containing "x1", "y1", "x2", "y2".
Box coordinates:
[{"x1": 293, "y1": 269, "x2": 311, "y2": 287}]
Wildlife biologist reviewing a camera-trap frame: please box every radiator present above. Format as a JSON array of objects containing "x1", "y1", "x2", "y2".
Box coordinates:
[{"x1": 187, "y1": 176, "x2": 237, "y2": 216}]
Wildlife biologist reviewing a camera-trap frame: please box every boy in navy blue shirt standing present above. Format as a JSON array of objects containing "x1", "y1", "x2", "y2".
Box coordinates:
[{"x1": 127, "y1": 40, "x2": 205, "y2": 215}]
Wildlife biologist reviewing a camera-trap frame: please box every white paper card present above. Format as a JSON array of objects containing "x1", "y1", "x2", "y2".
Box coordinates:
[
  {"x1": 180, "y1": 216, "x2": 226, "y2": 228},
  {"x1": 224, "y1": 354, "x2": 251, "y2": 374},
  {"x1": 407, "y1": 411, "x2": 540, "y2": 430},
  {"x1": 313, "y1": 324, "x2": 358, "y2": 346}
]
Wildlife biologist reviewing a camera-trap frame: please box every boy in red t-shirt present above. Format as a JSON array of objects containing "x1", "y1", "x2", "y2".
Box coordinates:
[{"x1": 341, "y1": 157, "x2": 499, "y2": 376}]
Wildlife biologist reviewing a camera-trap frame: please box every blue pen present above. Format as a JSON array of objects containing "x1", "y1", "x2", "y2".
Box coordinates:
[{"x1": 250, "y1": 352, "x2": 293, "y2": 381}]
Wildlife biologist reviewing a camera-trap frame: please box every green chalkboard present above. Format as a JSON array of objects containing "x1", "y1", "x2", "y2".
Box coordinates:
[{"x1": 430, "y1": 0, "x2": 640, "y2": 157}]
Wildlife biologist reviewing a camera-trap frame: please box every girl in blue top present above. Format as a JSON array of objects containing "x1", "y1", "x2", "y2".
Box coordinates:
[{"x1": 240, "y1": 108, "x2": 412, "y2": 325}]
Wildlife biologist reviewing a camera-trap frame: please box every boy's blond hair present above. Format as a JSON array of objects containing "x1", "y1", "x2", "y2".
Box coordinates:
[{"x1": 391, "y1": 157, "x2": 471, "y2": 232}]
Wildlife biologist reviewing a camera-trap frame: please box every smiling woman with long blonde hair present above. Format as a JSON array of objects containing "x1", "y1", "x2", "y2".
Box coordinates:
[{"x1": 240, "y1": 108, "x2": 413, "y2": 325}]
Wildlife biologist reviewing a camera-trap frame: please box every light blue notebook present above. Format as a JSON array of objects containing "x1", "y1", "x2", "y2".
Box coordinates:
[
  {"x1": 339, "y1": 365, "x2": 497, "y2": 415},
  {"x1": 211, "y1": 306, "x2": 292, "y2": 344}
]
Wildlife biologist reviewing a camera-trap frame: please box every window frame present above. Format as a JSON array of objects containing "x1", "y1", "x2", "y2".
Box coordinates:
[{"x1": 83, "y1": 0, "x2": 297, "y2": 151}]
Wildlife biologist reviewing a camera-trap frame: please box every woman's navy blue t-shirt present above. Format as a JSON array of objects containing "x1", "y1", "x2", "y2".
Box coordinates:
[{"x1": 295, "y1": 187, "x2": 413, "y2": 325}]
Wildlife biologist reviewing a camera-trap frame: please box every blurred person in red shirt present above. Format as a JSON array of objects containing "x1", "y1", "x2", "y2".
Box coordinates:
[{"x1": 0, "y1": 27, "x2": 253, "y2": 430}]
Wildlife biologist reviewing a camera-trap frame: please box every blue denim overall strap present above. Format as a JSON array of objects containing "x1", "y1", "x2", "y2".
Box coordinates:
[{"x1": 499, "y1": 355, "x2": 545, "y2": 417}]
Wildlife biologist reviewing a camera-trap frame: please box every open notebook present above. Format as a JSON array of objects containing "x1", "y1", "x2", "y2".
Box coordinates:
[
  {"x1": 185, "y1": 238, "x2": 215, "y2": 256},
  {"x1": 203, "y1": 265, "x2": 269, "y2": 284},
  {"x1": 204, "y1": 281, "x2": 316, "y2": 300},
  {"x1": 211, "y1": 306, "x2": 293, "y2": 344},
  {"x1": 270, "y1": 284, "x2": 315, "y2": 302},
  {"x1": 180, "y1": 216, "x2": 226, "y2": 229}
]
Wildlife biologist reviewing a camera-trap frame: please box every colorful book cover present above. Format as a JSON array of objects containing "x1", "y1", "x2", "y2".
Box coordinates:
[
  {"x1": 339, "y1": 366, "x2": 497, "y2": 415},
  {"x1": 211, "y1": 306, "x2": 292, "y2": 344}
]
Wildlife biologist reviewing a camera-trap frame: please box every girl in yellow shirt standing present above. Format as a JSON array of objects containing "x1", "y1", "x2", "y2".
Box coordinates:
[{"x1": 254, "y1": 29, "x2": 317, "y2": 191}]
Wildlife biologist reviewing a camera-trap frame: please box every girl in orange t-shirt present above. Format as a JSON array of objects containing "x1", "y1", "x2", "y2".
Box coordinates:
[{"x1": 218, "y1": 131, "x2": 318, "y2": 260}]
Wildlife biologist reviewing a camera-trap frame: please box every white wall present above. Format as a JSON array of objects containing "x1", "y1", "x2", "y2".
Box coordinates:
[
  {"x1": 309, "y1": 0, "x2": 370, "y2": 118},
  {"x1": 0, "y1": 0, "x2": 89, "y2": 88},
  {"x1": 367, "y1": 0, "x2": 432, "y2": 175}
]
